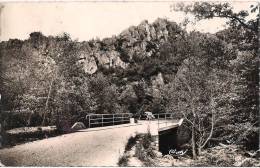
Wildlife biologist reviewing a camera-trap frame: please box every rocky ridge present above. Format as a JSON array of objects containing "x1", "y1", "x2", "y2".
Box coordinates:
[{"x1": 76, "y1": 18, "x2": 182, "y2": 75}]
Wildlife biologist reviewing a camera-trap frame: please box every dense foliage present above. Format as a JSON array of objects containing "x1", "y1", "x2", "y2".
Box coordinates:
[{"x1": 171, "y1": 1, "x2": 259, "y2": 156}]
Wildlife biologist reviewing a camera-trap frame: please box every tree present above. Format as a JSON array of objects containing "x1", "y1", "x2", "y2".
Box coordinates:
[
  {"x1": 172, "y1": 1, "x2": 259, "y2": 150},
  {"x1": 161, "y1": 30, "x2": 235, "y2": 158},
  {"x1": 88, "y1": 73, "x2": 123, "y2": 114},
  {"x1": 172, "y1": 2, "x2": 259, "y2": 33}
]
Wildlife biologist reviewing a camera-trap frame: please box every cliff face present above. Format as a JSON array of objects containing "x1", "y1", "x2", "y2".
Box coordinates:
[{"x1": 75, "y1": 18, "x2": 182, "y2": 75}]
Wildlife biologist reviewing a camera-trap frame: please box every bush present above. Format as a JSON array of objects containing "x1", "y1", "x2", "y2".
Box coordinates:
[
  {"x1": 118, "y1": 154, "x2": 129, "y2": 166},
  {"x1": 135, "y1": 143, "x2": 146, "y2": 160},
  {"x1": 125, "y1": 135, "x2": 138, "y2": 151},
  {"x1": 146, "y1": 147, "x2": 156, "y2": 158},
  {"x1": 134, "y1": 133, "x2": 156, "y2": 166},
  {"x1": 141, "y1": 131, "x2": 152, "y2": 149}
]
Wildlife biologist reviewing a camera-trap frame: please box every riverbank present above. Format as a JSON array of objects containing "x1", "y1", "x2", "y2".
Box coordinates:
[{"x1": 119, "y1": 133, "x2": 260, "y2": 167}]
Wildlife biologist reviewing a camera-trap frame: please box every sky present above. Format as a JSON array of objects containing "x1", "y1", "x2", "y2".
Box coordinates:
[{"x1": 0, "y1": 1, "x2": 256, "y2": 42}]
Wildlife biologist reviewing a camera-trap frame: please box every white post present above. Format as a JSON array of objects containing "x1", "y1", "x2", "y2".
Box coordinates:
[
  {"x1": 165, "y1": 113, "x2": 167, "y2": 126},
  {"x1": 113, "y1": 114, "x2": 114, "y2": 125},
  {"x1": 102, "y1": 115, "x2": 103, "y2": 127},
  {"x1": 157, "y1": 114, "x2": 159, "y2": 129},
  {"x1": 88, "y1": 115, "x2": 91, "y2": 128}
]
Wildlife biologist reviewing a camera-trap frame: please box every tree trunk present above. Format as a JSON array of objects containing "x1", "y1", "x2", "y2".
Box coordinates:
[
  {"x1": 191, "y1": 98, "x2": 197, "y2": 159},
  {"x1": 27, "y1": 112, "x2": 32, "y2": 126},
  {"x1": 42, "y1": 75, "x2": 55, "y2": 126},
  {"x1": 192, "y1": 124, "x2": 197, "y2": 159},
  {"x1": 198, "y1": 147, "x2": 202, "y2": 156}
]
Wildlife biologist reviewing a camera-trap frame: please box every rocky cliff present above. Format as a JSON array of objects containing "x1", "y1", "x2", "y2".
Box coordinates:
[{"x1": 75, "y1": 18, "x2": 183, "y2": 75}]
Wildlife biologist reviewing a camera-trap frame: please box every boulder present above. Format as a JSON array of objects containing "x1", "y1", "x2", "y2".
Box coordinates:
[
  {"x1": 163, "y1": 154, "x2": 173, "y2": 160},
  {"x1": 71, "y1": 122, "x2": 86, "y2": 131},
  {"x1": 153, "y1": 150, "x2": 163, "y2": 158},
  {"x1": 79, "y1": 54, "x2": 97, "y2": 74}
]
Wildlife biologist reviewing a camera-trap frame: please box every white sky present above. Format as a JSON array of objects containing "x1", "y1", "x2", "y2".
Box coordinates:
[{"x1": 0, "y1": 1, "x2": 256, "y2": 42}]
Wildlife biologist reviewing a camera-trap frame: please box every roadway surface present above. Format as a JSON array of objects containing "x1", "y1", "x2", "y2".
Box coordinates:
[{"x1": 0, "y1": 120, "x2": 178, "y2": 166}]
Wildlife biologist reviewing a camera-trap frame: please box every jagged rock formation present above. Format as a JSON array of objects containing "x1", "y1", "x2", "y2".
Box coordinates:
[
  {"x1": 151, "y1": 72, "x2": 164, "y2": 98},
  {"x1": 1, "y1": 18, "x2": 182, "y2": 76},
  {"x1": 74, "y1": 18, "x2": 182, "y2": 74},
  {"x1": 78, "y1": 53, "x2": 98, "y2": 75}
]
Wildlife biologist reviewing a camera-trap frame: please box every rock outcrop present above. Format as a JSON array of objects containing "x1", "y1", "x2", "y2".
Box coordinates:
[
  {"x1": 151, "y1": 72, "x2": 165, "y2": 98},
  {"x1": 74, "y1": 18, "x2": 182, "y2": 74}
]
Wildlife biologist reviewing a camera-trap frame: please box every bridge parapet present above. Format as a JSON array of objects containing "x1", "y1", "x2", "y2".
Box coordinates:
[
  {"x1": 84, "y1": 112, "x2": 179, "y2": 130},
  {"x1": 86, "y1": 113, "x2": 132, "y2": 128},
  {"x1": 153, "y1": 113, "x2": 179, "y2": 129}
]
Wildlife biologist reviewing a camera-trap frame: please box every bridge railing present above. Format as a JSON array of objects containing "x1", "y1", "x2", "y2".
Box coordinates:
[
  {"x1": 86, "y1": 113, "x2": 132, "y2": 128},
  {"x1": 153, "y1": 113, "x2": 177, "y2": 128},
  {"x1": 153, "y1": 113, "x2": 174, "y2": 120},
  {"x1": 85, "y1": 112, "x2": 176, "y2": 129}
]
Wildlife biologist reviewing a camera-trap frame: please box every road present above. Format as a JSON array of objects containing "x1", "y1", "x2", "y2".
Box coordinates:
[{"x1": 0, "y1": 120, "x2": 177, "y2": 166}]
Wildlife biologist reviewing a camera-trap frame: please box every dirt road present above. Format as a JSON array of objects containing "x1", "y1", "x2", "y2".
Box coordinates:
[{"x1": 0, "y1": 121, "x2": 171, "y2": 166}]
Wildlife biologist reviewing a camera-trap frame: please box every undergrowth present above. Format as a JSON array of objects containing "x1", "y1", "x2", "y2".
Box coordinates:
[
  {"x1": 125, "y1": 134, "x2": 140, "y2": 151},
  {"x1": 134, "y1": 130, "x2": 156, "y2": 166},
  {"x1": 118, "y1": 130, "x2": 157, "y2": 166},
  {"x1": 118, "y1": 153, "x2": 129, "y2": 166}
]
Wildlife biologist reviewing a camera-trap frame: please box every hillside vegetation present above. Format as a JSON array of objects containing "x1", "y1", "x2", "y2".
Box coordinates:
[{"x1": 0, "y1": 18, "x2": 184, "y2": 128}]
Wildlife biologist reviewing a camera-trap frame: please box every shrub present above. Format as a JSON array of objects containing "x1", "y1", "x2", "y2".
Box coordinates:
[
  {"x1": 135, "y1": 143, "x2": 146, "y2": 161},
  {"x1": 141, "y1": 131, "x2": 152, "y2": 149},
  {"x1": 118, "y1": 154, "x2": 129, "y2": 166},
  {"x1": 146, "y1": 147, "x2": 156, "y2": 158},
  {"x1": 134, "y1": 133, "x2": 156, "y2": 166},
  {"x1": 125, "y1": 135, "x2": 138, "y2": 151}
]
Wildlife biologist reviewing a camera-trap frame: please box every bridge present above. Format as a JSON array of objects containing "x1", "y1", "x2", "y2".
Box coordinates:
[
  {"x1": 85, "y1": 113, "x2": 180, "y2": 130},
  {"x1": 0, "y1": 113, "x2": 181, "y2": 166}
]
